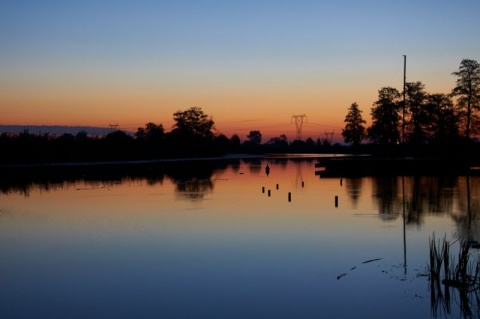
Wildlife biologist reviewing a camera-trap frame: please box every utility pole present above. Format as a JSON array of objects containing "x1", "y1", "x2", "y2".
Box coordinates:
[
  {"x1": 403, "y1": 55, "x2": 406, "y2": 144},
  {"x1": 291, "y1": 114, "x2": 307, "y2": 140}
]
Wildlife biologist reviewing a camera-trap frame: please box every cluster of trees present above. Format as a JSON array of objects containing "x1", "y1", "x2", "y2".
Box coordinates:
[
  {"x1": 0, "y1": 107, "x2": 238, "y2": 163},
  {"x1": 342, "y1": 59, "x2": 480, "y2": 147},
  {"x1": 0, "y1": 111, "x2": 345, "y2": 164}
]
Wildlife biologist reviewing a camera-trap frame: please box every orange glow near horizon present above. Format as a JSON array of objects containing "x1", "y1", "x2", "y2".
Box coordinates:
[
  {"x1": 0, "y1": 64, "x2": 457, "y2": 143},
  {"x1": 0, "y1": 84, "x2": 381, "y2": 141}
]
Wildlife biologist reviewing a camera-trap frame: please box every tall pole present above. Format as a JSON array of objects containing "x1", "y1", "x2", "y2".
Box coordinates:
[
  {"x1": 402, "y1": 55, "x2": 406, "y2": 144},
  {"x1": 402, "y1": 175, "x2": 407, "y2": 274}
]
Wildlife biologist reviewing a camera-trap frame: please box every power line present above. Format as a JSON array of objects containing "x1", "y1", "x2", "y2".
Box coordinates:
[{"x1": 305, "y1": 122, "x2": 343, "y2": 130}]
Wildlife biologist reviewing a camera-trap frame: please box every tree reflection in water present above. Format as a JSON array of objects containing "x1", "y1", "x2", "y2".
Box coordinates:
[
  {"x1": 345, "y1": 177, "x2": 363, "y2": 208},
  {"x1": 173, "y1": 178, "x2": 214, "y2": 201},
  {"x1": 167, "y1": 161, "x2": 229, "y2": 202},
  {"x1": 372, "y1": 175, "x2": 401, "y2": 221},
  {"x1": 363, "y1": 175, "x2": 479, "y2": 234},
  {"x1": 247, "y1": 159, "x2": 262, "y2": 174}
]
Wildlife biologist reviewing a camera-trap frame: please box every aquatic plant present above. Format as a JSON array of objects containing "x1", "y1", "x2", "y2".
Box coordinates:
[{"x1": 428, "y1": 233, "x2": 480, "y2": 317}]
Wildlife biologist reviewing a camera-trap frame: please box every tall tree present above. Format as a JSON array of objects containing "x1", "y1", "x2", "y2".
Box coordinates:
[
  {"x1": 367, "y1": 87, "x2": 402, "y2": 144},
  {"x1": 230, "y1": 134, "x2": 241, "y2": 149},
  {"x1": 247, "y1": 130, "x2": 262, "y2": 145},
  {"x1": 342, "y1": 102, "x2": 366, "y2": 146},
  {"x1": 167, "y1": 107, "x2": 215, "y2": 156},
  {"x1": 424, "y1": 93, "x2": 460, "y2": 143},
  {"x1": 171, "y1": 107, "x2": 215, "y2": 139},
  {"x1": 451, "y1": 59, "x2": 480, "y2": 140},
  {"x1": 405, "y1": 81, "x2": 428, "y2": 144}
]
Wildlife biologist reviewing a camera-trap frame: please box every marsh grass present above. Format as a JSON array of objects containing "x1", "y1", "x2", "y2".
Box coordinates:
[{"x1": 428, "y1": 233, "x2": 480, "y2": 317}]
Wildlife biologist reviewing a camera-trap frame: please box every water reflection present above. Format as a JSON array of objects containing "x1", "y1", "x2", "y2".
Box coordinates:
[
  {"x1": 0, "y1": 164, "x2": 166, "y2": 197},
  {"x1": 453, "y1": 176, "x2": 480, "y2": 243},
  {"x1": 1, "y1": 161, "x2": 478, "y2": 241},
  {"x1": 345, "y1": 177, "x2": 363, "y2": 207},
  {"x1": 2, "y1": 158, "x2": 480, "y2": 318},
  {"x1": 247, "y1": 159, "x2": 262, "y2": 174},
  {"x1": 336, "y1": 175, "x2": 476, "y2": 236},
  {"x1": 372, "y1": 175, "x2": 401, "y2": 221},
  {"x1": 173, "y1": 178, "x2": 214, "y2": 201}
]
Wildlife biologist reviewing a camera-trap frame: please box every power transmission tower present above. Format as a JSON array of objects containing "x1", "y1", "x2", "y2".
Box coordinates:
[
  {"x1": 291, "y1": 114, "x2": 307, "y2": 140},
  {"x1": 324, "y1": 129, "x2": 335, "y2": 144}
]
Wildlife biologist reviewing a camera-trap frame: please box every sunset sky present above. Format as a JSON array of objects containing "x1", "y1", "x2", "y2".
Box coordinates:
[{"x1": 1, "y1": 0, "x2": 479, "y2": 141}]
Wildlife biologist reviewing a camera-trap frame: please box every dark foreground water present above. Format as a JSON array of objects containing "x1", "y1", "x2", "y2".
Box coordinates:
[{"x1": 0, "y1": 157, "x2": 479, "y2": 318}]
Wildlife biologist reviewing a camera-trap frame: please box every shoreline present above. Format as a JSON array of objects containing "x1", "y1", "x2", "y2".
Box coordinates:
[
  {"x1": 0, "y1": 154, "x2": 264, "y2": 169},
  {"x1": 0, "y1": 153, "x2": 355, "y2": 169},
  {"x1": 315, "y1": 155, "x2": 480, "y2": 176}
]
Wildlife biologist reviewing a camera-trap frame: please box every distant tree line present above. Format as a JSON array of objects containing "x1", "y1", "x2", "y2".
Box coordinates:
[
  {"x1": 1, "y1": 59, "x2": 478, "y2": 164},
  {"x1": 0, "y1": 105, "x2": 347, "y2": 164}
]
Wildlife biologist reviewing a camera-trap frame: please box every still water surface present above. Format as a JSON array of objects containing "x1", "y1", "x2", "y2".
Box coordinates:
[{"x1": 0, "y1": 157, "x2": 479, "y2": 318}]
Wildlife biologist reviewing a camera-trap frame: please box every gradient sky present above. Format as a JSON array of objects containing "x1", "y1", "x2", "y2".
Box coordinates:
[{"x1": 1, "y1": 0, "x2": 479, "y2": 141}]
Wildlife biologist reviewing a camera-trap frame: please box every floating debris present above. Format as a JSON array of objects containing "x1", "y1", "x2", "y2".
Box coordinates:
[{"x1": 337, "y1": 258, "x2": 383, "y2": 280}]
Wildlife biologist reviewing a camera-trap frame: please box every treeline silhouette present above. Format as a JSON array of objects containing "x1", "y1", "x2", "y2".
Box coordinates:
[
  {"x1": 0, "y1": 128, "x2": 349, "y2": 164},
  {"x1": 1, "y1": 111, "x2": 478, "y2": 165},
  {"x1": 0, "y1": 107, "x2": 348, "y2": 164}
]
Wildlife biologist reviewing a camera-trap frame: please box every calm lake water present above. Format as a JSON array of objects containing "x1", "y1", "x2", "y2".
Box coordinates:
[{"x1": 1, "y1": 156, "x2": 479, "y2": 318}]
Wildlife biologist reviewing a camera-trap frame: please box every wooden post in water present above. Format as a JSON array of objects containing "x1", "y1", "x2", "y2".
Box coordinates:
[
  {"x1": 288, "y1": 192, "x2": 291, "y2": 202},
  {"x1": 262, "y1": 186, "x2": 265, "y2": 193},
  {"x1": 335, "y1": 196, "x2": 338, "y2": 207},
  {"x1": 276, "y1": 184, "x2": 279, "y2": 190},
  {"x1": 340, "y1": 179, "x2": 342, "y2": 186},
  {"x1": 268, "y1": 190, "x2": 271, "y2": 197},
  {"x1": 302, "y1": 181, "x2": 304, "y2": 187}
]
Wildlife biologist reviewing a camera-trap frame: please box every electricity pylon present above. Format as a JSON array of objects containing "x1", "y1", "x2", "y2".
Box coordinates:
[
  {"x1": 291, "y1": 114, "x2": 307, "y2": 140},
  {"x1": 324, "y1": 129, "x2": 335, "y2": 144}
]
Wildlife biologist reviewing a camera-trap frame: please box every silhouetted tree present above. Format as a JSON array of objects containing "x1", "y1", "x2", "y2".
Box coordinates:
[
  {"x1": 452, "y1": 59, "x2": 480, "y2": 140},
  {"x1": 230, "y1": 134, "x2": 241, "y2": 150},
  {"x1": 213, "y1": 133, "x2": 230, "y2": 154},
  {"x1": 290, "y1": 139, "x2": 307, "y2": 152},
  {"x1": 135, "y1": 122, "x2": 165, "y2": 142},
  {"x1": 342, "y1": 102, "x2": 366, "y2": 146},
  {"x1": 135, "y1": 122, "x2": 166, "y2": 157},
  {"x1": 425, "y1": 93, "x2": 460, "y2": 144},
  {"x1": 368, "y1": 87, "x2": 402, "y2": 144},
  {"x1": 168, "y1": 107, "x2": 215, "y2": 156},
  {"x1": 171, "y1": 106, "x2": 215, "y2": 140},
  {"x1": 105, "y1": 130, "x2": 132, "y2": 143},
  {"x1": 75, "y1": 130, "x2": 88, "y2": 141},
  {"x1": 405, "y1": 81, "x2": 428, "y2": 144},
  {"x1": 266, "y1": 134, "x2": 289, "y2": 152},
  {"x1": 247, "y1": 130, "x2": 262, "y2": 145},
  {"x1": 305, "y1": 137, "x2": 315, "y2": 146},
  {"x1": 304, "y1": 137, "x2": 316, "y2": 152},
  {"x1": 103, "y1": 130, "x2": 134, "y2": 159}
]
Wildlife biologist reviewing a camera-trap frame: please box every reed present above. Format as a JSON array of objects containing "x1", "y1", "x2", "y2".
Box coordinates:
[{"x1": 428, "y1": 234, "x2": 480, "y2": 317}]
